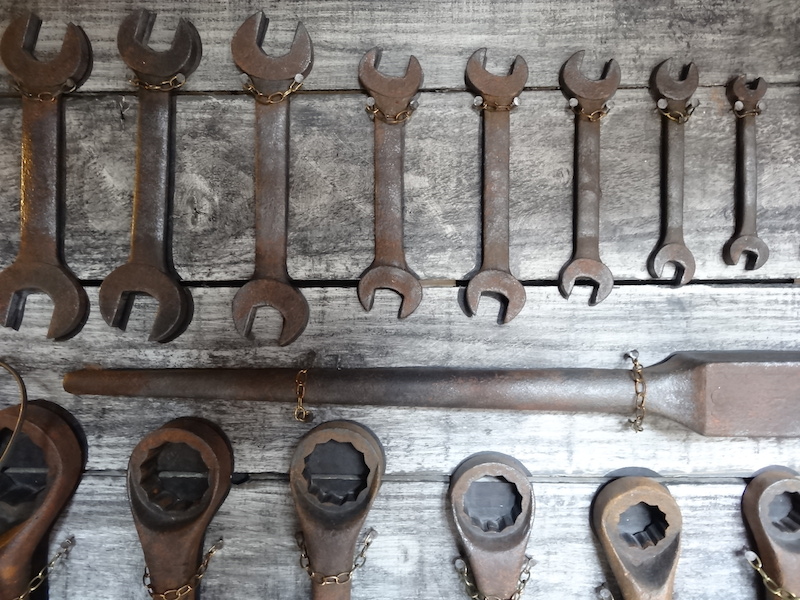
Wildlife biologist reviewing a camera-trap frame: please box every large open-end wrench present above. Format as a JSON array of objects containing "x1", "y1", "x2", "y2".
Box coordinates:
[
  {"x1": 559, "y1": 51, "x2": 619, "y2": 305},
  {"x1": 648, "y1": 59, "x2": 698, "y2": 286},
  {"x1": 0, "y1": 13, "x2": 91, "y2": 340},
  {"x1": 99, "y1": 9, "x2": 201, "y2": 342},
  {"x1": 230, "y1": 12, "x2": 313, "y2": 346},
  {"x1": 464, "y1": 49, "x2": 527, "y2": 323},
  {"x1": 357, "y1": 48, "x2": 424, "y2": 319},
  {"x1": 724, "y1": 75, "x2": 769, "y2": 270}
]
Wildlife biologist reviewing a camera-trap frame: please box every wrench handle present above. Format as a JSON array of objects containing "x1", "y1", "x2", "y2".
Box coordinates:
[
  {"x1": 574, "y1": 116, "x2": 601, "y2": 259},
  {"x1": 662, "y1": 117, "x2": 686, "y2": 241},
  {"x1": 736, "y1": 114, "x2": 759, "y2": 236},
  {"x1": 481, "y1": 109, "x2": 511, "y2": 271},
  {"x1": 372, "y1": 118, "x2": 408, "y2": 268},
  {"x1": 312, "y1": 583, "x2": 351, "y2": 600}
]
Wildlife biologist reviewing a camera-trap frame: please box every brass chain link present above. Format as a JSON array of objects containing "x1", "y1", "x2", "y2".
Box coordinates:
[
  {"x1": 129, "y1": 73, "x2": 186, "y2": 92},
  {"x1": 143, "y1": 538, "x2": 223, "y2": 600},
  {"x1": 733, "y1": 101, "x2": 763, "y2": 119},
  {"x1": 296, "y1": 528, "x2": 376, "y2": 585},
  {"x1": 9, "y1": 536, "x2": 75, "y2": 600},
  {"x1": 658, "y1": 103, "x2": 696, "y2": 124},
  {"x1": 745, "y1": 550, "x2": 798, "y2": 599},
  {"x1": 454, "y1": 555, "x2": 534, "y2": 600},
  {"x1": 365, "y1": 97, "x2": 418, "y2": 124},
  {"x1": 294, "y1": 369, "x2": 312, "y2": 422},
  {"x1": 625, "y1": 350, "x2": 647, "y2": 432},
  {"x1": 13, "y1": 79, "x2": 77, "y2": 102},
  {"x1": 472, "y1": 95, "x2": 520, "y2": 112},
  {"x1": 569, "y1": 102, "x2": 609, "y2": 122},
  {"x1": 242, "y1": 73, "x2": 305, "y2": 105}
]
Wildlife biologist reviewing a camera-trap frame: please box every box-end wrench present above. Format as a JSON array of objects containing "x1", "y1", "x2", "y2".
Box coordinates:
[
  {"x1": 357, "y1": 48, "x2": 423, "y2": 319},
  {"x1": 230, "y1": 12, "x2": 313, "y2": 346},
  {"x1": 99, "y1": 9, "x2": 201, "y2": 342},
  {"x1": 0, "y1": 13, "x2": 91, "y2": 340},
  {"x1": 559, "y1": 51, "x2": 619, "y2": 305},
  {"x1": 723, "y1": 75, "x2": 769, "y2": 270},
  {"x1": 464, "y1": 49, "x2": 527, "y2": 324},
  {"x1": 648, "y1": 59, "x2": 698, "y2": 286}
]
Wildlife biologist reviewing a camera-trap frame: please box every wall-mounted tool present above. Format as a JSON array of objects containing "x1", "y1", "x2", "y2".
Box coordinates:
[
  {"x1": 231, "y1": 12, "x2": 313, "y2": 346},
  {"x1": 0, "y1": 13, "x2": 91, "y2": 340},
  {"x1": 742, "y1": 467, "x2": 800, "y2": 597},
  {"x1": 450, "y1": 452, "x2": 534, "y2": 600},
  {"x1": 291, "y1": 420, "x2": 384, "y2": 599},
  {"x1": 99, "y1": 9, "x2": 201, "y2": 342},
  {"x1": 128, "y1": 418, "x2": 232, "y2": 600},
  {"x1": 593, "y1": 476, "x2": 682, "y2": 600}
]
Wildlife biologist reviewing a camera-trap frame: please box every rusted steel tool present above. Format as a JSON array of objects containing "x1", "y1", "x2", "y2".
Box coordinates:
[
  {"x1": 464, "y1": 49, "x2": 528, "y2": 323},
  {"x1": 99, "y1": 9, "x2": 201, "y2": 342},
  {"x1": 230, "y1": 13, "x2": 313, "y2": 346},
  {"x1": 291, "y1": 420, "x2": 384, "y2": 599},
  {"x1": 559, "y1": 50, "x2": 619, "y2": 305},
  {"x1": 63, "y1": 351, "x2": 800, "y2": 437},
  {"x1": 450, "y1": 452, "x2": 534, "y2": 600},
  {"x1": 128, "y1": 417, "x2": 232, "y2": 600},
  {"x1": 648, "y1": 60, "x2": 698, "y2": 286},
  {"x1": 593, "y1": 476, "x2": 682, "y2": 600},
  {"x1": 723, "y1": 75, "x2": 769, "y2": 270},
  {"x1": 357, "y1": 48, "x2": 424, "y2": 319},
  {"x1": 0, "y1": 13, "x2": 91, "y2": 340},
  {"x1": 742, "y1": 467, "x2": 800, "y2": 597},
  {"x1": 0, "y1": 402, "x2": 85, "y2": 598}
]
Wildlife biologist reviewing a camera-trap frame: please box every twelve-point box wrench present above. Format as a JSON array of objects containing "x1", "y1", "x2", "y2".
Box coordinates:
[
  {"x1": 231, "y1": 13, "x2": 313, "y2": 345},
  {"x1": 99, "y1": 9, "x2": 201, "y2": 342},
  {"x1": 724, "y1": 75, "x2": 769, "y2": 270},
  {"x1": 648, "y1": 59, "x2": 699, "y2": 286},
  {"x1": 559, "y1": 51, "x2": 620, "y2": 305},
  {"x1": 357, "y1": 48, "x2": 424, "y2": 319},
  {"x1": 0, "y1": 13, "x2": 91, "y2": 340},
  {"x1": 464, "y1": 49, "x2": 528, "y2": 323}
]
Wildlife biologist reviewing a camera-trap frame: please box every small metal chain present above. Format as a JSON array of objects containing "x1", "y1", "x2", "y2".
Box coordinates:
[
  {"x1": 733, "y1": 100, "x2": 763, "y2": 119},
  {"x1": 472, "y1": 95, "x2": 521, "y2": 112},
  {"x1": 294, "y1": 369, "x2": 312, "y2": 422},
  {"x1": 454, "y1": 555, "x2": 534, "y2": 600},
  {"x1": 365, "y1": 97, "x2": 418, "y2": 124},
  {"x1": 129, "y1": 73, "x2": 186, "y2": 91},
  {"x1": 143, "y1": 538, "x2": 223, "y2": 600},
  {"x1": 296, "y1": 528, "x2": 376, "y2": 585},
  {"x1": 243, "y1": 73, "x2": 305, "y2": 105},
  {"x1": 13, "y1": 79, "x2": 77, "y2": 102},
  {"x1": 9, "y1": 536, "x2": 75, "y2": 600},
  {"x1": 745, "y1": 549, "x2": 798, "y2": 599},
  {"x1": 569, "y1": 98, "x2": 609, "y2": 122},
  {"x1": 625, "y1": 350, "x2": 647, "y2": 432},
  {"x1": 658, "y1": 99, "x2": 697, "y2": 124}
]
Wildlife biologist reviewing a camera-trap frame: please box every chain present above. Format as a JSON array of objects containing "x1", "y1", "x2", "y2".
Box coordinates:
[
  {"x1": 472, "y1": 95, "x2": 521, "y2": 112},
  {"x1": 733, "y1": 100, "x2": 763, "y2": 119},
  {"x1": 13, "y1": 79, "x2": 77, "y2": 102},
  {"x1": 745, "y1": 550, "x2": 798, "y2": 599},
  {"x1": 658, "y1": 102, "x2": 696, "y2": 124},
  {"x1": 454, "y1": 555, "x2": 534, "y2": 600},
  {"x1": 129, "y1": 73, "x2": 186, "y2": 91},
  {"x1": 569, "y1": 99, "x2": 609, "y2": 122},
  {"x1": 143, "y1": 538, "x2": 223, "y2": 600},
  {"x1": 365, "y1": 97, "x2": 418, "y2": 124},
  {"x1": 243, "y1": 73, "x2": 305, "y2": 105},
  {"x1": 9, "y1": 536, "x2": 75, "y2": 600},
  {"x1": 296, "y1": 528, "x2": 376, "y2": 585},
  {"x1": 625, "y1": 350, "x2": 647, "y2": 432},
  {"x1": 294, "y1": 369, "x2": 312, "y2": 422}
]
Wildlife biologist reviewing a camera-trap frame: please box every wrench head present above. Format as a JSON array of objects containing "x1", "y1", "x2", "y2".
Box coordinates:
[
  {"x1": 464, "y1": 48, "x2": 528, "y2": 105},
  {"x1": 231, "y1": 279, "x2": 310, "y2": 346},
  {"x1": 0, "y1": 262, "x2": 88, "y2": 340},
  {"x1": 559, "y1": 258, "x2": 614, "y2": 305},
  {"x1": 723, "y1": 234, "x2": 770, "y2": 270},
  {"x1": 651, "y1": 59, "x2": 699, "y2": 103},
  {"x1": 117, "y1": 9, "x2": 202, "y2": 82},
  {"x1": 465, "y1": 269, "x2": 526, "y2": 324},
  {"x1": 0, "y1": 13, "x2": 91, "y2": 93},
  {"x1": 727, "y1": 75, "x2": 768, "y2": 111},
  {"x1": 560, "y1": 50, "x2": 621, "y2": 110},
  {"x1": 231, "y1": 13, "x2": 313, "y2": 85},
  {"x1": 358, "y1": 265, "x2": 423, "y2": 319},
  {"x1": 359, "y1": 48, "x2": 424, "y2": 117},
  {"x1": 648, "y1": 243, "x2": 696, "y2": 286},
  {"x1": 99, "y1": 263, "x2": 193, "y2": 342}
]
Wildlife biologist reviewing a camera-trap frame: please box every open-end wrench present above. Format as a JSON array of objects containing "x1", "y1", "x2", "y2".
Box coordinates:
[
  {"x1": 559, "y1": 51, "x2": 619, "y2": 305},
  {"x1": 464, "y1": 49, "x2": 527, "y2": 323},
  {"x1": 648, "y1": 59, "x2": 698, "y2": 286},
  {"x1": 723, "y1": 75, "x2": 769, "y2": 270},
  {"x1": 357, "y1": 48, "x2": 423, "y2": 319},
  {"x1": 0, "y1": 14, "x2": 91, "y2": 340},
  {"x1": 99, "y1": 9, "x2": 201, "y2": 342},
  {"x1": 230, "y1": 13, "x2": 313, "y2": 346}
]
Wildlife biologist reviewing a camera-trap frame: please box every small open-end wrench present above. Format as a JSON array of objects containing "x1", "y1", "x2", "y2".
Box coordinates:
[
  {"x1": 0, "y1": 13, "x2": 91, "y2": 340},
  {"x1": 559, "y1": 50, "x2": 619, "y2": 305},
  {"x1": 99, "y1": 9, "x2": 201, "y2": 342},
  {"x1": 230, "y1": 13, "x2": 313, "y2": 346},
  {"x1": 723, "y1": 75, "x2": 769, "y2": 270},
  {"x1": 464, "y1": 49, "x2": 527, "y2": 323},
  {"x1": 357, "y1": 48, "x2": 424, "y2": 319},
  {"x1": 648, "y1": 59, "x2": 698, "y2": 286}
]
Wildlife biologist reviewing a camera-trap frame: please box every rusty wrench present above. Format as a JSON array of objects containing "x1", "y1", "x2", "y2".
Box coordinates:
[
  {"x1": 0, "y1": 13, "x2": 91, "y2": 340},
  {"x1": 99, "y1": 9, "x2": 201, "y2": 342},
  {"x1": 559, "y1": 51, "x2": 619, "y2": 305},
  {"x1": 357, "y1": 48, "x2": 423, "y2": 319},
  {"x1": 724, "y1": 75, "x2": 769, "y2": 270},
  {"x1": 230, "y1": 13, "x2": 313, "y2": 346},
  {"x1": 464, "y1": 49, "x2": 527, "y2": 323},
  {"x1": 648, "y1": 59, "x2": 698, "y2": 286}
]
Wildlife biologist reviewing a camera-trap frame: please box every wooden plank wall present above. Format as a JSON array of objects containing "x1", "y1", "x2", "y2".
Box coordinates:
[{"x1": 0, "y1": 0, "x2": 799, "y2": 598}]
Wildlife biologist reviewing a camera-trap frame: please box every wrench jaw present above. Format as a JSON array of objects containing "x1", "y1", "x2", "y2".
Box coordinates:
[
  {"x1": 648, "y1": 244, "x2": 696, "y2": 287},
  {"x1": 464, "y1": 48, "x2": 528, "y2": 104},
  {"x1": 558, "y1": 259, "x2": 614, "y2": 306},
  {"x1": 651, "y1": 59, "x2": 699, "y2": 104},
  {"x1": 465, "y1": 271, "x2": 526, "y2": 324},
  {"x1": 727, "y1": 75, "x2": 768, "y2": 110},
  {"x1": 231, "y1": 279, "x2": 310, "y2": 346},
  {"x1": 560, "y1": 50, "x2": 621, "y2": 112},
  {"x1": 723, "y1": 235, "x2": 770, "y2": 270},
  {"x1": 358, "y1": 265, "x2": 423, "y2": 319},
  {"x1": 359, "y1": 48, "x2": 424, "y2": 116}
]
